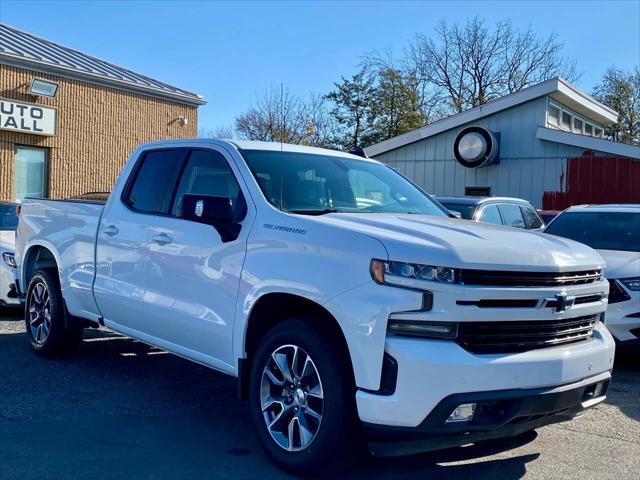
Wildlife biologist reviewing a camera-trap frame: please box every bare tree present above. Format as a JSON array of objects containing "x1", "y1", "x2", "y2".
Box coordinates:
[
  {"x1": 235, "y1": 87, "x2": 336, "y2": 147},
  {"x1": 406, "y1": 17, "x2": 580, "y2": 114},
  {"x1": 198, "y1": 126, "x2": 235, "y2": 139}
]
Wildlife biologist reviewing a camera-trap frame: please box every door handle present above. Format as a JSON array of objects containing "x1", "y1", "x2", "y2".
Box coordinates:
[
  {"x1": 152, "y1": 233, "x2": 173, "y2": 245},
  {"x1": 103, "y1": 225, "x2": 119, "y2": 236}
]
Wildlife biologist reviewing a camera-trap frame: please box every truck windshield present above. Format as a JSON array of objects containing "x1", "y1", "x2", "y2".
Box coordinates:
[{"x1": 240, "y1": 149, "x2": 447, "y2": 216}]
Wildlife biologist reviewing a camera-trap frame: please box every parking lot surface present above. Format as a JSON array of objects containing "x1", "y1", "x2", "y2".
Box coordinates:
[{"x1": 1, "y1": 309, "x2": 638, "y2": 480}]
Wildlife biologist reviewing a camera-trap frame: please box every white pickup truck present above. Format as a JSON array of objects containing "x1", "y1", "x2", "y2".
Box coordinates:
[{"x1": 14, "y1": 139, "x2": 615, "y2": 473}]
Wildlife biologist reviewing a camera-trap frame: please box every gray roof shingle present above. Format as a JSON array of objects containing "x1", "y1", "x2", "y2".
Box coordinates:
[{"x1": 0, "y1": 23, "x2": 205, "y2": 105}]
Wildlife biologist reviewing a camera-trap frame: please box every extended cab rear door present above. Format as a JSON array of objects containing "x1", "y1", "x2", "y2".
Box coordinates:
[{"x1": 94, "y1": 148, "x2": 186, "y2": 334}]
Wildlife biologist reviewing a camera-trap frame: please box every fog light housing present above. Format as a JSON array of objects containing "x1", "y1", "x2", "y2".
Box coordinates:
[
  {"x1": 446, "y1": 403, "x2": 476, "y2": 423},
  {"x1": 592, "y1": 382, "x2": 605, "y2": 398},
  {"x1": 387, "y1": 320, "x2": 458, "y2": 339}
]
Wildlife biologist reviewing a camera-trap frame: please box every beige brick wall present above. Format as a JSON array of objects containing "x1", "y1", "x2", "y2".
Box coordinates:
[{"x1": 0, "y1": 64, "x2": 198, "y2": 202}]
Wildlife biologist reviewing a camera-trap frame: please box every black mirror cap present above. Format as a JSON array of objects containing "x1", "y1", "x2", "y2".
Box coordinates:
[
  {"x1": 349, "y1": 146, "x2": 368, "y2": 158},
  {"x1": 181, "y1": 194, "x2": 234, "y2": 223}
]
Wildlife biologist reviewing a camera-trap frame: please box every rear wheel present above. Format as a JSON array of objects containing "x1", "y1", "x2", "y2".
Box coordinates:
[
  {"x1": 248, "y1": 318, "x2": 361, "y2": 475},
  {"x1": 25, "y1": 269, "x2": 83, "y2": 356}
]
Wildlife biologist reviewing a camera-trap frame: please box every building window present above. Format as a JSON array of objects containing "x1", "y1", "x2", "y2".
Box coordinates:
[
  {"x1": 15, "y1": 146, "x2": 48, "y2": 202},
  {"x1": 548, "y1": 104, "x2": 560, "y2": 126},
  {"x1": 573, "y1": 118, "x2": 583, "y2": 133},
  {"x1": 584, "y1": 123, "x2": 594, "y2": 135},
  {"x1": 547, "y1": 101, "x2": 605, "y2": 139}
]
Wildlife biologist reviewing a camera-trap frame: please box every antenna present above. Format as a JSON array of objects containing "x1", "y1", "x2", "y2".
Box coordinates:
[{"x1": 280, "y1": 82, "x2": 284, "y2": 211}]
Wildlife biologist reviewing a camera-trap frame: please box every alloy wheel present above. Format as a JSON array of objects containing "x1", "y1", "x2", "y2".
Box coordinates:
[
  {"x1": 260, "y1": 344, "x2": 324, "y2": 452},
  {"x1": 29, "y1": 282, "x2": 51, "y2": 345}
]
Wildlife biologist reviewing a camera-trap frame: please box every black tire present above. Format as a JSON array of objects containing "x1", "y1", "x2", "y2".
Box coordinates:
[
  {"x1": 248, "y1": 317, "x2": 361, "y2": 476},
  {"x1": 25, "y1": 269, "x2": 83, "y2": 356}
]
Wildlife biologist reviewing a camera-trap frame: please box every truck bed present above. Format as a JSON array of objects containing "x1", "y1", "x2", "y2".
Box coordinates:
[{"x1": 16, "y1": 197, "x2": 106, "y2": 322}]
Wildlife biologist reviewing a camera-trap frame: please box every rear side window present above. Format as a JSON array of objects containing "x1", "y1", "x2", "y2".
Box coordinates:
[
  {"x1": 125, "y1": 150, "x2": 184, "y2": 214},
  {"x1": 498, "y1": 204, "x2": 526, "y2": 228},
  {"x1": 478, "y1": 204, "x2": 502, "y2": 225},
  {"x1": 521, "y1": 206, "x2": 544, "y2": 229},
  {"x1": 171, "y1": 149, "x2": 243, "y2": 216}
]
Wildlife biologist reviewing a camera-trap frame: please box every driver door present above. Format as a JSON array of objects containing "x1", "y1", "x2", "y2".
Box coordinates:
[{"x1": 136, "y1": 147, "x2": 251, "y2": 369}]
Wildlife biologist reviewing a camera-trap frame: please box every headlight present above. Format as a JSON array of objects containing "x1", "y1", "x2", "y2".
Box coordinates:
[
  {"x1": 2, "y1": 252, "x2": 16, "y2": 268},
  {"x1": 620, "y1": 277, "x2": 640, "y2": 291},
  {"x1": 371, "y1": 259, "x2": 458, "y2": 285}
]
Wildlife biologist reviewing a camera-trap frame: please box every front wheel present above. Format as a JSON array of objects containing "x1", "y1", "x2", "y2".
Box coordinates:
[
  {"x1": 248, "y1": 318, "x2": 361, "y2": 475},
  {"x1": 25, "y1": 269, "x2": 83, "y2": 356}
]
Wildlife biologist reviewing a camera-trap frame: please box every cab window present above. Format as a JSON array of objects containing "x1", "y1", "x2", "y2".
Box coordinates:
[
  {"x1": 125, "y1": 149, "x2": 184, "y2": 214},
  {"x1": 171, "y1": 149, "x2": 244, "y2": 217}
]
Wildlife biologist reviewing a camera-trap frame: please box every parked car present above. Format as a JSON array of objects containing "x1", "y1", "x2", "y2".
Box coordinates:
[
  {"x1": 14, "y1": 140, "x2": 614, "y2": 474},
  {"x1": 545, "y1": 204, "x2": 640, "y2": 346},
  {"x1": 538, "y1": 209, "x2": 561, "y2": 224},
  {"x1": 0, "y1": 201, "x2": 20, "y2": 307},
  {"x1": 436, "y1": 196, "x2": 545, "y2": 230}
]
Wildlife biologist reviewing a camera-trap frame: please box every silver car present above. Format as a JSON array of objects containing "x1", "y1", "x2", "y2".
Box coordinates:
[{"x1": 0, "y1": 202, "x2": 20, "y2": 308}]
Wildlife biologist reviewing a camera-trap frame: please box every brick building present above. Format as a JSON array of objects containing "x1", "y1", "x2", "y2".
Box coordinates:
[{"x1": 0, "y1": 24, "x2": 205, "y2": 203}]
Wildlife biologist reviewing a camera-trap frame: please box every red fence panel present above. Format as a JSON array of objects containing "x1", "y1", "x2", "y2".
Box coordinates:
[{"x1": 543, "y1": 151, "x2": 640, "y2": 209}]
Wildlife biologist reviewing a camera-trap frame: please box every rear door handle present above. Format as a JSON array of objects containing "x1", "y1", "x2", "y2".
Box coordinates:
[
  {"x1": 152, "y1": 233, "x2": 172, "y2": 245},
  {"x1": 103, "y1": 224, "x2": 119, "y2": 236}
]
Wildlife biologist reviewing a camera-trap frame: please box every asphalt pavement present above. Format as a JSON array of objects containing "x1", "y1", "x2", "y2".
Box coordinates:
[{"x1": 1, "y1": 308, "x2": 638, "y2": 479}]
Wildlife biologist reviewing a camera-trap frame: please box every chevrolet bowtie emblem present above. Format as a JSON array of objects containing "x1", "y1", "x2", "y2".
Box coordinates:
[{"x1": 544, "y1": 292, "x2": 576, "y2": 313}]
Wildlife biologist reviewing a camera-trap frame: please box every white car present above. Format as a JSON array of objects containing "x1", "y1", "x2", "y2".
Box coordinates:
[
  {"x1": 545, "y1": 204, "x2": 640, "y2": 346},
  {"x1": 14, "y1": 140, "x2": 614, "y2": 474},
  {"x1": 0, "y1": 202, "x2": 20, "y2": 308}
]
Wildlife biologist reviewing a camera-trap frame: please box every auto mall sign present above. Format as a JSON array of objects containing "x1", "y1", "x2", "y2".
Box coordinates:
[{"x1": 0, "y1": 98, "x2": 57, "y2": 136}]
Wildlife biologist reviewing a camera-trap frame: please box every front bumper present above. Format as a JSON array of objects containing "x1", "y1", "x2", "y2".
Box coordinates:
[
  {"x1": 356, "y1": 322, "x2": 615, "y2": 429},
  {"x1": 365, "y1": 371, "x2": 611, "y2": 456}
]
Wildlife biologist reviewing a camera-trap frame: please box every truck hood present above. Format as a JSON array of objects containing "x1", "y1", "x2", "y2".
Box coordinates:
[
  {"x1": 596, "y1": 249, "x2": 640, "y2": 279},
  {"x1": 315, "y1": 213, "x2": 605, "y2": 272}
]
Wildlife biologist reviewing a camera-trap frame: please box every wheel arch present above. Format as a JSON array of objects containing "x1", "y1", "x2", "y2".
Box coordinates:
[
  {"x1": 238, "y1": 292, "x2": 355, "y2": 400},
  {"x1": 22, "y1": 243, "x2": 59, "y2": 287}
]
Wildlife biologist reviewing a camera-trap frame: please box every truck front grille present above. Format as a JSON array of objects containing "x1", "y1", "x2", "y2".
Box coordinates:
[
  {"x1": 459, "y1": 269, "x2": 602, "y2": 287},
  {"x1": 457, "y1": 314, "x2": 600, "y2": 354}
]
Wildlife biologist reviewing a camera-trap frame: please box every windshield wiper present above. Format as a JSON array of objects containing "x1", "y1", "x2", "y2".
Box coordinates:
[{"x1": 286, "y1": 208, "x2": 341, "y2": 216}]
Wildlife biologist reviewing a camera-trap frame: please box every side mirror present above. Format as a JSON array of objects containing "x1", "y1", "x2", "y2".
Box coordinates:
[
  {"x1": 448, "y1": 210, "x2": 462, "y2": 219},
  {"x1": 180, "y1": 194, "x2": 234, "y2": 224}
]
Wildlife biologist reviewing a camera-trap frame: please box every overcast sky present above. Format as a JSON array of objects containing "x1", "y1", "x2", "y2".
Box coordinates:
[{"x1": 3, "y1": 0, "x2": 639, "y2": 132}]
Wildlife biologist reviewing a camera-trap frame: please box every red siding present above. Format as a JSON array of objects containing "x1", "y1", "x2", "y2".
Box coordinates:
[{"x1": 543, "y1": 151, "x2": 640, "y2": 209}]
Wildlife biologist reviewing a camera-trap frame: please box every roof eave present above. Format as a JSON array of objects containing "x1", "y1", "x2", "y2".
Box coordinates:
[
  {"x1": 552, "y1": 78, "x2": 618, "y2": 125},
  {"x1": 0, "y1": 54, "x2": 207, "y2": 107},
  {"x1": 365, "y1": 77, "x2": 619, "y2": 157},
  {"x1": 536, "y1": 126, "x2": 640, "y2": 159}
]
